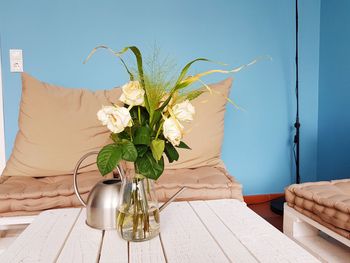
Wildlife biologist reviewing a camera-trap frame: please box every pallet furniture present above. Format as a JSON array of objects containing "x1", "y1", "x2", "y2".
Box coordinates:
[
  {"x1": 0, "y1": 199, "x2": 318, "y2": 263},
  {"x1": 284, "y1": 204, "x2": 350, "y2": 263}
]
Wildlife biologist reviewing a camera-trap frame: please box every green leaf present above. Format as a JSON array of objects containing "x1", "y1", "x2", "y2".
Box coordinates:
[
  {"x1": 110, "y1": 133, "x2": 119, "y2": 143},
  {"x1": 121, "y1": 140, "x2": 138, "y2": 162},
  {"x1": 84, "y1": 45, "x2": 150, "y2": 112},
  {"x1": 150, "y1": 139, "x2": 165, "y2": 161},
  {"x1": 84, "y1": 45, "x2": 135, "y2": 80},
  {"x1": 150, "y1": 110, "x2": 162, "y2": 129},
  {"x1": 186, "y1": 90, "x2": 206, "y2": 101},
  {"x1": 175, "y1": 58, "x2": 210, "y2": 85},
  {"x1": 135, "y1": 145, "x2": 148, "y2": 157},
  {"x1": 164, "y1": 142, "x2": 179, "y2": 163},
  {"x1": 135, "y1": 152, "x2": 164, "y2": 180},
  {"x1": 177, "y1": 141, "x2": 191, "y2": 149},
  {"x1": 110, "y1": 131, "x2": 129, "y2": 143},
  {"x1": 97, "y1": 144, "x2": 123, "y2": 176},
  {"x1": 133, "y1": 126, "x2": 152, "y2": 145}
]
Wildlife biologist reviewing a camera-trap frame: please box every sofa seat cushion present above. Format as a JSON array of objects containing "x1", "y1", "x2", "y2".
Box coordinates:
[
  {"x1": 0, "y1": 166, "x2": 242, "y2": 217},
  {"x1": 156, "y1": 166, "x2": 242, "y2": 202},
  {"x1": 286, "y1": 179, "x2": 350, "y2": 238}
]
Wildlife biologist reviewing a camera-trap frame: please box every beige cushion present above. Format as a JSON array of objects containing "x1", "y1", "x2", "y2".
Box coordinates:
[
  {"x1": 286, "y1": 179, "x2": 350, "y2": 238},
  {"x1": 166, "y1": 78, "x2": 232, "y2": 169},
  {"x1": 0, "y1": 167, "x2": 242, "y2": 216},
  {"x1": 156, "y1": 166, "x2": 242, "y2": 202},
  {"x1": 2, "y1": 73, "x2": 121, "y2": 177}
]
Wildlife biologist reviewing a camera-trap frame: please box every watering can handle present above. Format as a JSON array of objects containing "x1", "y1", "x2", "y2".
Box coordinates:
[{"x1": 73, "y1": 151, "x2": 123, "y2": 207}]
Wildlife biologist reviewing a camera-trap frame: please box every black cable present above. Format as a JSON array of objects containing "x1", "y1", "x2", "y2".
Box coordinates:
[{"x1": 294, "y1": 0, "x2": 301, "y2": 184}]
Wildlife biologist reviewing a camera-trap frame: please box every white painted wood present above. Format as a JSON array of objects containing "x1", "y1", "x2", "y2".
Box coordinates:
[
  {"x1": 160, "y1": 201, "x2": 229, "y2": 263},
  {"x1": 189, "y1": 201, "x2": 258, "y2": 262},
  {"x1": 207, "y1": 199, "x2": 319, "y2": 263},
  {"x1": 129, "y1": 236, "x2": 166, "y2": 263},
  {"x1": 284, "y1": 204, "x2": 350, "y2": 262},
  {"x1": 284, "y1": 204, "x2": 350, "y2": 247},
  {"x1": 1, "y1": 200, "x2": 324, "y2": 262},
  {"x1": 99, "y1": 230, "x2": 128, "y2": 263},
  {"x1": 283, "y1": 205, "x2": 319, "y2": 238},
  {"x1": 57, "y1": 208, "x2": 103, "y2": 263},
  {"x1": 295, "y1": 235, "x2": 350, "y2": 263},
  {"x1": 0, "y1": 44, "x2": 6, "y2": 175},
  {"x1": 0, "y1": 215, "x2": 36, "y2": 229},
  {"x1": 0, "y1": 208, "x2": 81, "y2": 263}
]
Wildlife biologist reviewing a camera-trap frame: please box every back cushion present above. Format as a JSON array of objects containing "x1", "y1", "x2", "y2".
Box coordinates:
[
  {"x1": 2, "y1": 74, "x2": 231, "y2": 177},
  {"x1": 2, "y1": 73, "x2": 121, "y2": 177}
]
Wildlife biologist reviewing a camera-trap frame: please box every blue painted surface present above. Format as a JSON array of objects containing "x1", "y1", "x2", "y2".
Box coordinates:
[
  {"x1": 0, "y1": 0, "x2": 321, "y2": 194},
  {"x1": 317, "y1": 0, "x2": 350, "y2": 181}
]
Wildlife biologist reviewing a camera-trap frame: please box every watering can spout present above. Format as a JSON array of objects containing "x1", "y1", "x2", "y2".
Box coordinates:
[{"x1": 159, "y1": 187, "x2": 187, "y2": 212}]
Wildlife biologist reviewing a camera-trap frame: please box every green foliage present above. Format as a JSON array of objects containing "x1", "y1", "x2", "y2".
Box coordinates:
[
  {"x1": 150, "y1": 139, "x2": 165, "y2": 161},
  {"x1": 164, "y1": 142, "x2": 179, "y2": 163},
  {"x1": 177, "y1": 141, "x2": 191, "y2": 149},
  {"x1": 133, "y1": 126, "x2": 152, "y2": 145},
  {"x1": 120, "y1": 140, "x2": 138, "y2": 162},
  {"x1": 135, "y1": 145, "x2": 148, "y2": 157},
  {"x1": 87, "y1": 44, "x2": 256, "y2": 180},
  {"x1": 135, "y1": 152, "x2": 164, "y2": 180},
  {"x1": 110, "y1": 131, "x2": 129, "y2": 143},
  {"x1": 97, "y1": 144, "x2": 123, "y2": 176},
  {"x1": 184, "y1": 90, "x2": 206, "y2": 101}
]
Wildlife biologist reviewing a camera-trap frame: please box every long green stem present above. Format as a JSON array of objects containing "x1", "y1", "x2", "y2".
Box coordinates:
[
  {"x1": 129, "y1": 127, "x2": 133, "y2": 141},
  {"x1": 155, "y1": 121, "x2": 163, "y2": 140},
  {"x1": 138, "y1": 106, "x2": 141, "y2": 123}
]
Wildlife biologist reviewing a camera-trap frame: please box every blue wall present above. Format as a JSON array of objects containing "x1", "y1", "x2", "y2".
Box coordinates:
[
  {"x1": 0, "y1": 0, "x2": 321, "y2": 195},
  {"x1": 317, "y1": 0, "x2": 350, "y2": 181}
]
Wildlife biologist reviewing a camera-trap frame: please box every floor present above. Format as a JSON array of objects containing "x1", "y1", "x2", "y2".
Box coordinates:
[{"x1": 248, "y1": 202, "x2": 283, "y2": 232}]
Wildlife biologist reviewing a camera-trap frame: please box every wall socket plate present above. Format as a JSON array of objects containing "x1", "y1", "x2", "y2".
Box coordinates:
[{"x1": 9, "y1": 49, "x2": 23, "y2": 72}]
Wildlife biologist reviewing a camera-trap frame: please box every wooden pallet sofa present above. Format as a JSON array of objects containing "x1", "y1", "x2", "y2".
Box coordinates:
[
  {"x1": 0, "y1": 73, "x2": 242, "y2": 219},
  {"x1": 284, "y1": 179, "x2": 350, "y2": 261}
]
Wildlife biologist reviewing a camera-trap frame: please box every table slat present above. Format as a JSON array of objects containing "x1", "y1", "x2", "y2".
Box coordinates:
[
  {"x1": 189, "y1": 201, "x2": 258, "y2": 263},
  {"x1": 99, "y1": 230, "x2": 128, "y2": 263},
  {"x1": 129, "y1": 236, "x2": 166, "y2": 263},
  {"x1": 56, "y1": 208, "x2": 103, "y2": 263},
  {"x1": 206, "y1": 199, "x2": 320, "y2": 263},
  {"x1": 160, "y1": 201, "x2": 229, "y2": 263},
  {"x1": 0, "y1": 208, "x2": 81, "y2": 263}
]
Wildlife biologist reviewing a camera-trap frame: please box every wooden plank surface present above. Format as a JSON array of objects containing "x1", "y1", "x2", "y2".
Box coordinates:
[
  {"x1": 207, "y1": 199, "x2": 320, "y2": 263},
  {"x1": 129, "y1": 236, "x2": 166, "y2": 263},
  {"x1": 160, "y1": 201, "x2": 229, "y2": 263},
  {"x1": 99, "y1": 230, "x2": 128, "y2": 263},
  {"x1": 190, "y1": 201, "x2": 258, "y2": 262},
  {"x1": 56, "y1": 208, "x2": 103, "y2": 263},
  {"x1": 0, "y1": 208, "x2": 81, "y2": 263}
]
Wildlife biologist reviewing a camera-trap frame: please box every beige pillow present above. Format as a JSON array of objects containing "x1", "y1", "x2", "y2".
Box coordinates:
[
  {"x1": 165, "y1": 78, "x2": 232, "y2": 169},
  {"x1": 2, "y1": 73, "x2": 121, "y2": 177},
  {"x1": 3, "y1": 74, "x2": 231, "y2": 177}
]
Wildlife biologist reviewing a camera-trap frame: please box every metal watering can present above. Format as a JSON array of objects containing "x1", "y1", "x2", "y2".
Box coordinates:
[{"x1": 73, "y1": 151, "x2": 185, "y2": 230}]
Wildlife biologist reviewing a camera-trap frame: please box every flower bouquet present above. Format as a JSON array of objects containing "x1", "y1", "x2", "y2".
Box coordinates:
[{"x1": 85, "y1": 45, "x2": 255, "y2": 241}]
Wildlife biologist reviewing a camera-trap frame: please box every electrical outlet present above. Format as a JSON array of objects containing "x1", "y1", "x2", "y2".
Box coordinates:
[{"x1": 10, "y1": 49, "x2": 23, "y2": 72}]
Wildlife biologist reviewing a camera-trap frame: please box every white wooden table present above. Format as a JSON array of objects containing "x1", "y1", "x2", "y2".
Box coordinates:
[{"x1": 0, "y1": 199, "x2": 319, "y2": 263}]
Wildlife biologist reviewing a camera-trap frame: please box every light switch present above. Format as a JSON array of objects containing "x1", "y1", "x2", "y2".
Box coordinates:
[{"x1": 9, "y1": 49, "x2": 23, "y2": 72}]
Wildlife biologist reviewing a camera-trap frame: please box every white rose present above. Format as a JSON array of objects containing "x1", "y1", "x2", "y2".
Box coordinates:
[
  {"x1": 163, "y1": 117, "x2": 183, "y2": 146},
  {"x1": 97, "y1": 105, "x2": 132, "y2": 133},
  {"x1": 119, "y1": 81, "x2": 145, "y2": 106},
  {"x1": 171, "y1": 100, "x2": 195, "y2": 122}
]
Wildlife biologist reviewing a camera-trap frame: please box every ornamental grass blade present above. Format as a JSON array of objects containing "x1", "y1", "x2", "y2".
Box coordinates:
[
  {"x1": 175, "y1": 58, "x2": 209, "y2": 85},
  {"x1": 84, "y1": 45, "x2": 134, "y2": 80},
  {"x1": 84, "y1": 45, "x2": 151, "y2": 112},
  {"x1": 175, "y1": 56, "x2": 267, "y2": 92}
]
